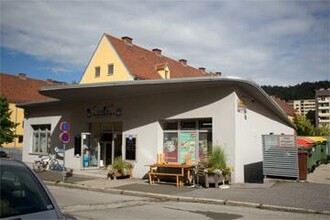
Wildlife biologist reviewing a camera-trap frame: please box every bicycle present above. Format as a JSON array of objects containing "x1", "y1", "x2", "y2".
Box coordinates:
[{"x1": 32, "y1": 154, "x2": 60, "y2": 172}]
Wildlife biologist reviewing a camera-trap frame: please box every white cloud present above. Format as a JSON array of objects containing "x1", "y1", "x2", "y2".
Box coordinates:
[{"x1": 1, "y1": 0, "x2": 329, "y2": 85}]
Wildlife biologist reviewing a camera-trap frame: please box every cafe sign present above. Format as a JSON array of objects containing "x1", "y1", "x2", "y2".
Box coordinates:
[{"x1": 86, "y1": 105, "x2": 122, "y2": 118}]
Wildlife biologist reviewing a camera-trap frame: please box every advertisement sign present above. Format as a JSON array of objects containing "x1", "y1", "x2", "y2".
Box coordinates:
[{"x1": 179, "y1": 132, "x2": 196, "y2": 164}]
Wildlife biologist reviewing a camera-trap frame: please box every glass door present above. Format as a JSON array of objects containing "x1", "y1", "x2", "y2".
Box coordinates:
[{"x1": 81, "y1": 132, "x2": 99, "y2": 169}]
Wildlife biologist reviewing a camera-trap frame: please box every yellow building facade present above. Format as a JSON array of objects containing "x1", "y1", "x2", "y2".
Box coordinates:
[
  {"x1": 79, "y1": 34, "x2": 206, "y2": 84},
  {"x1": 2, "y1": 103, "x2": 24, "y2": 148},
  {"x1": 80, "y1": 35, "x2": 134, "y2": 84}
]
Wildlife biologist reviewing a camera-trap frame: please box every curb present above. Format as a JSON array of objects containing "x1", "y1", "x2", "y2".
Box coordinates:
[{"x1": 46, "y1": 181, "x2": 330, "y2": 216}]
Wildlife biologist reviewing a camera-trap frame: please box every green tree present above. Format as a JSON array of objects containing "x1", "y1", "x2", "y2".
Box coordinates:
[
  {"x1": 316, "y1": 124, "x2": 330, "y2": 136},
  {"x1": 293, "y1": 115, "x2": 316, "y2": 136},
  {"x1": 306, "y1": 110, "x2": 316, "y2": 127},
  {"x1": 0, "y1": 96, "x2": 18, "y2": 146}
]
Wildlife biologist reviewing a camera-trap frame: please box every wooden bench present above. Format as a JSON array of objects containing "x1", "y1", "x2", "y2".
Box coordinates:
[{"x1": 147, "y1": 171, "x2": 184, "y2": 187}]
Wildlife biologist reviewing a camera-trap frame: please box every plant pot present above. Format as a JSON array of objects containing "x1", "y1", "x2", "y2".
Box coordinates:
[{"x1": 199, "y1": 173, "x2": 228, "y2": 188}]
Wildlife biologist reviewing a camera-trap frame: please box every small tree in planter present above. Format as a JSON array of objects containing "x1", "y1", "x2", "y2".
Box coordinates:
[
  {"x1": 202, "y1": 146, "x2": 231, "y2": 187},
  {"x1": 107, "y1": 156, "x2": 134, "y2": 179}
]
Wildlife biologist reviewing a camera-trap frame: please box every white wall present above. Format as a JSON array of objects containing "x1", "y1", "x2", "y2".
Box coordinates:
[
  {"x1": 22, "y1": 85, "x2": 294, "y2": 182},
  {"x1": 234, "y1": 93, "x2": 295, "y2": 183},
  {"x1": 22, "y1": 116, "x2": 62, "y2": 165}
]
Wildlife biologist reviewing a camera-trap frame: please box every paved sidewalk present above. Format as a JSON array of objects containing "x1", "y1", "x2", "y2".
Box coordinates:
[{"x1": 39, "y1": 164, "x2": 330, "y2": 215}]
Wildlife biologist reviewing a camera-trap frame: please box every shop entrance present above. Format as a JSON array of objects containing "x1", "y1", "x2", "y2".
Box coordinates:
[
  {"x1": 90, "y1": 122, "x2": 123, "y2": 167},
  {"x1": 100, "y1": 132, "x2": 122, "y2": 166}
]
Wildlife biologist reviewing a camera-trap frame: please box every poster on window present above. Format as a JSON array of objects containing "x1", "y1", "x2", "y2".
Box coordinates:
[
  {"x1": 163, "y1": 133, "x2": 178, "y2": 163},
  {"x1": 179, "y1": 132, "x2": 196, "y2": 164}
]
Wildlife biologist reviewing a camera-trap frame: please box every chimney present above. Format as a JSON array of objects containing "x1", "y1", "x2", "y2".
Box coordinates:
[
  {"x1": 122, "y1": 36, "x2": 133, "y2": 45},
  {"x1": 18, "y1": 73, "x2": 27, "y2": 80},
  {"x1": 152, "y1": 48, "x2": 162, "y2": 56},
  {"x1": 179, "y1": 59, "x2": 187, "y2": 66},
  {"x1": 199, "y1": 67, "x2": 206, "y2": 73}
]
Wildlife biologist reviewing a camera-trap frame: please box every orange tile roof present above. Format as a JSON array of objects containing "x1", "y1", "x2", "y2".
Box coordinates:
[
  {"x1": 273, "y1": 97, "x2": 296, "y2": 117},
  {"x1": 105, "y1": 34, "x2": 207, "y2": 79},
  {"x1": 0, "y1": 73, "x2": 64, "y2": 103}
]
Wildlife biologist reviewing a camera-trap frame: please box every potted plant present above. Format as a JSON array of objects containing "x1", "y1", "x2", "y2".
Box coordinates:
[
  {"x1": 107, "y1": 156, "x2": 134, "y2": 180},
  {"x1": 201, "y1": 146, "x2": 231, "y2": 187}
]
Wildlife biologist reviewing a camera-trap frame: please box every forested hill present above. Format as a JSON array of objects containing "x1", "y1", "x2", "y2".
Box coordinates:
[{"x1": 261, "y1": 81, "x2": 330, "y2": 101}]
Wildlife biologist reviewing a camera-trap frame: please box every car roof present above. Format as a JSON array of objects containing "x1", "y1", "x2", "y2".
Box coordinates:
[{"x1": 0, "y1": 156, "x2": 28, "y2": 169}]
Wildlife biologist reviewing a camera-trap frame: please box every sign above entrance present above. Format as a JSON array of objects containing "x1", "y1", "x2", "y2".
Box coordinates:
[{"x1": 86, "y1": 105, "x2": 122, "y2": 118}]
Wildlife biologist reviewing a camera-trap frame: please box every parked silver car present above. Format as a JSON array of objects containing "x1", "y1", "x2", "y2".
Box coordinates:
[{"x1": 0, "y1": 152, "x2": 74, "y2": 219}]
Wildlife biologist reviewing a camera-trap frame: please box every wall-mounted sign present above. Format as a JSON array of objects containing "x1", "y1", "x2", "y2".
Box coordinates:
[
  {"x1": 279, "y1": 135, "x2": 295, "y2": 148},
  {"x1": 237, "y1": 98, "x2": 247, "y2": 113},
  {"x1": 86, "y1": 105, "x2": 122, "y2": 118},
  {"x1": 125, "y1": 135, "x2": 136, "y2": 160}
]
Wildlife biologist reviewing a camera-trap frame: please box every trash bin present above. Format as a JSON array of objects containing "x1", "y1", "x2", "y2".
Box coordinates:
[
  {"x1": 298, "y1": 150, "x2": 308, "y2": 180},
  {"x1": 307, "y1": 137, "x2": 328, "y2": 164},
  {"x1": 297, "y1": 137, "x2": 317, "y2": 173}
]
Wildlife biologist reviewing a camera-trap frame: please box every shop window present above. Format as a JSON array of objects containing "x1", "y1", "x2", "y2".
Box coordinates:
[
  {"x1": 199, "y1": 119, "x2": 212, "y2": 129},
  {"x1": 31, "y1": 124, "x2": 51, "y2": 155},
  {"x1": 95, "y1": 66, "x2": 100, "y2": 78},
  {"x1": 199, "y1": 132, "x2": 212, "y2": 163},
  {"x1": 162, "y1": 118, "x2": 212, "y2": 163},
  {"x1": 108, "y1": 63, "x2": 114, "y2": 75},
  {"x1": 181, "y1": 121, "x2": 196, "y2": 130},
  {"x1": 162, "y1": 122, "x2": 178, "y2": 130},
  {"x1": 18, "y1": 135, "x2": 23, "y2": 143}
]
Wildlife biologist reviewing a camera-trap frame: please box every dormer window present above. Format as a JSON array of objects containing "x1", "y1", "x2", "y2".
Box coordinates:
[
  {"x1": 108, "y1": 63, "x2": 114, "y2": 75},
  {"x1": 165, "y1": 70, "x2": 169, "y2": 79},
  {"x1": 95, "y1": 66, "x2": 100, "y2": 78}
]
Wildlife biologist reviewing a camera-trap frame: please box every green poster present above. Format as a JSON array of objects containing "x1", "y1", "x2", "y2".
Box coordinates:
[{"x1": 179, "y1": 132, "x2": 196, "y2": 164}]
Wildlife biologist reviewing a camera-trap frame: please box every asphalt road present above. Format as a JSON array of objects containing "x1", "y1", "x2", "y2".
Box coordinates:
[{"x1": 49, "y1": 185, "x2": 328, "y2": 220}]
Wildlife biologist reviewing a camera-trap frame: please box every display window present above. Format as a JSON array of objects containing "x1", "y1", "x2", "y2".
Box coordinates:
[{"x1": 162, "y1": 119, "x2": 212, "y2": 164}]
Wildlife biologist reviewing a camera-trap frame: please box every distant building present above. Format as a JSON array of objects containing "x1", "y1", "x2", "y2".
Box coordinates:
[
  {"x1": 0, "y1": 73, "x2": 64, "y2": 149},
  {"x1": 289, "y1": 99, "x2": 315, "y2": 117},
  {"x1": 315, "y1": 88, "x2": 330, "y2": 129},
  {"x1": 272, "y1": 97, "x2": 296, "y2": 122}
]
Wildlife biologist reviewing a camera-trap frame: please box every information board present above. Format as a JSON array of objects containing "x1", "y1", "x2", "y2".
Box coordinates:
[{"x1": 125, "y1": 135, "x2": 136, "y2": 160}]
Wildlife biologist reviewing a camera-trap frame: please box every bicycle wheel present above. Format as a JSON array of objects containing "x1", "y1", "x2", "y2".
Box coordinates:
[
  {"x1": 48, "y1": 158, "x2": 60, "y2": 170},
  {"x1": 33, "y1": 161, "x2": 44, "y2": 172}
]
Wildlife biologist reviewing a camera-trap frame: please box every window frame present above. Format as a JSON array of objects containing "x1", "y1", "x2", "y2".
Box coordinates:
[
  {"x1": 107, "y1": 63, "x2": 114, "y2": 76},
  {"x1": 162, "y1": 119, "x2": 212, "y2": 163},
  {"x1": 95, "y1": 66, "x2": 101, "y2": 78},
  {"x1": 31, "y1": 124, "x2": 51, "y2": 155}
]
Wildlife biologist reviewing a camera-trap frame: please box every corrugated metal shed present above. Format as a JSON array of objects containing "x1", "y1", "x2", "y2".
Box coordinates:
[{"x1": 263, "y1": 135, "x2": 298, "y2": 179}]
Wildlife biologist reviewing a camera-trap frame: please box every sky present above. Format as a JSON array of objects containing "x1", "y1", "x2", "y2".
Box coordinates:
[{"x1": 0, "y1": 0, "x2": 329, "y2": 86}]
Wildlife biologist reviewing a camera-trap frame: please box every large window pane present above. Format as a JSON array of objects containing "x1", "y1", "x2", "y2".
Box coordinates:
[
  {"x1": 199, "y1": 132, "x2": 212, "y2": 163},
  {"x1": 31, "y1": 125, "x2": 50, "y2": 155}
]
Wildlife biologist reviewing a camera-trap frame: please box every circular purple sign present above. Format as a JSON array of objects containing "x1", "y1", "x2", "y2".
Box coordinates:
[{"x1": 60, "y1": 132, "x2": 70, "y2": 144}]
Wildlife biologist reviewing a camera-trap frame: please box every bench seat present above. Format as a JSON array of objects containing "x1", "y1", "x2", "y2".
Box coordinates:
[{"x1": 147, "y1": 171, "x2": 184, "y2": 187}]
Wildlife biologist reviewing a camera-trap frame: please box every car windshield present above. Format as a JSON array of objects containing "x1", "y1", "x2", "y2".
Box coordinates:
[{"x1": 0, "y1": 161, "x2": 55, "y2": 218}]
